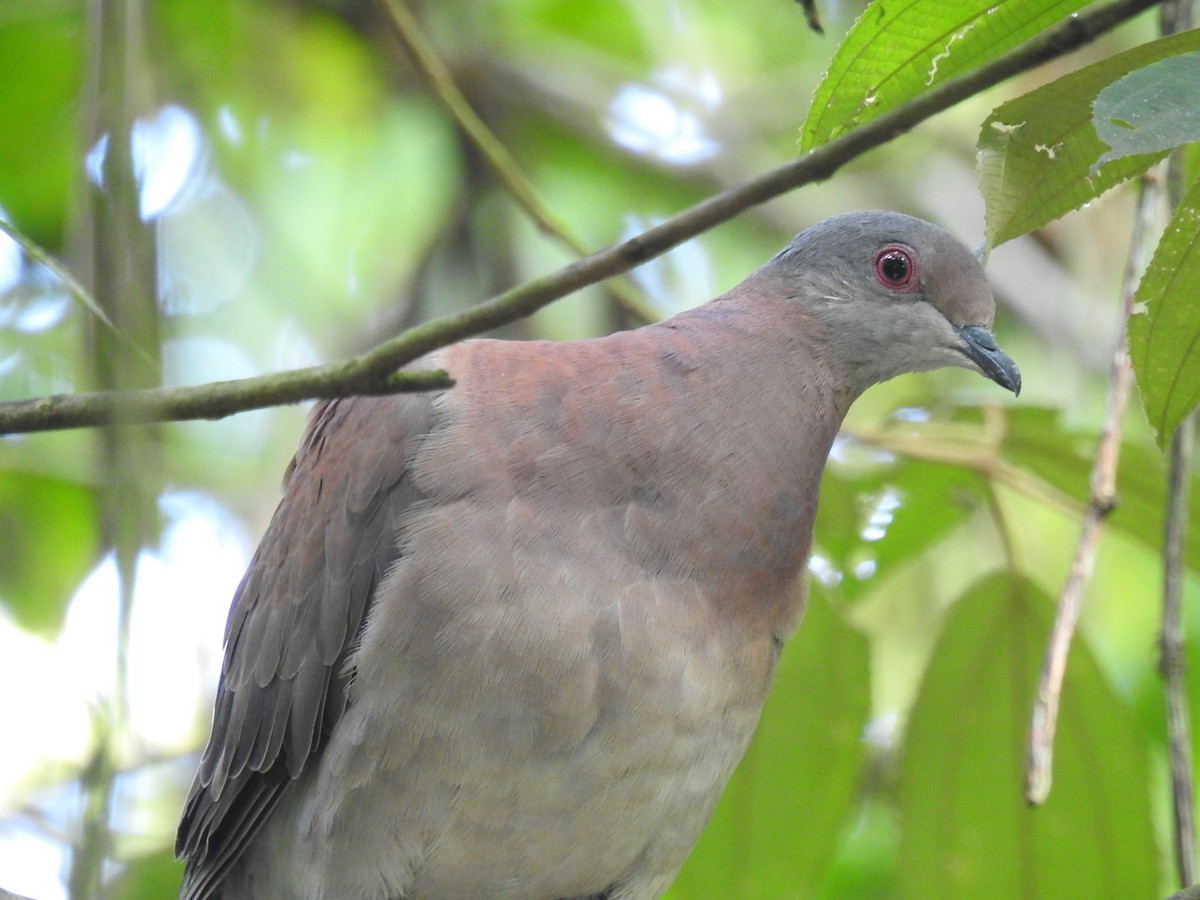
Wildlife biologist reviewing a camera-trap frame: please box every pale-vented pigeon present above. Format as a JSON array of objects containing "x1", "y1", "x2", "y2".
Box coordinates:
[{"x1": 176, "y1": 211, "x2": 1020, "y2": 899}]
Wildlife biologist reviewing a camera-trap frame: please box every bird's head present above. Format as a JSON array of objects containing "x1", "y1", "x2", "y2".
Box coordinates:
[{"x1": 764, "y1": 211, "x2": 1021, "y2": 398}]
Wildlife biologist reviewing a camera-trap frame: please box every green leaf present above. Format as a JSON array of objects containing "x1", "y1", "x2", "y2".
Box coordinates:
[
  {"x1": 817, "y1": 453, "x2": 981, "y2": 598},
  {"x1": 812, "y1": 797, "x2": 898, "y2": 899},
  {"x1": 978, "y1": 29, "x2": 1200, "y2": 246},
  {"x1": 668, "y1": 595, "x2": 870, "y2": 898},
  {"x1": 801, "y1": 0, "x2": 1087, "y2": 151},
  {"x1": 0, "y1": 10, "x2": 84, "y2": 241},
  {"x1": 1128, "y1": 175, "x2": 1200, "y2": 446},
  {"x1": 1093, "y1": 52, "x2": 1200, "y2": 169},
  {"x1": 0, "y1": 471, "x2": 100, "y2": 634},
  {"x1": 897, "y1": 575, "x2": 1157, "y2": 899}
]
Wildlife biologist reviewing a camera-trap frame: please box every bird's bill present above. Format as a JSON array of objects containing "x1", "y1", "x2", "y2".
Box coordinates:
[{"x1": 955, "y1": 325, "x2": 1021, "y2": 396}]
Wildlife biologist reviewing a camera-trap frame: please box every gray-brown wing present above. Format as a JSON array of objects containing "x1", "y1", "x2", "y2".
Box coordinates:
[{"x1": 176, "y1": 392, "x2": 438, "y2": 899}]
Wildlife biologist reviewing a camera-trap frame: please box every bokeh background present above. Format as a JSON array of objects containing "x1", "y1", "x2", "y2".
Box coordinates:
[{"x1": 0, "y1": 1, "x2": 1189, "y2": 897}]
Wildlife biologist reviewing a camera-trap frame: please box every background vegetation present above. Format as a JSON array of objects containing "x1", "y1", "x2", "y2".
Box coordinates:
[{"x1": 0, "y1": 0, "x2": 1197, "y2": 898}]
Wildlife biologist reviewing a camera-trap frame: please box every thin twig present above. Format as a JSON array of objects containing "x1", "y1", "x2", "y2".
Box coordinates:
[
  {"x1": 0, "y1": 219, "x2": 157, "y2": 369},
  {"x1": 974, "y1": 407, "x2": 1021, "y2": 570},
  {"x1": 377, "y1": 0, "x2": 660, "y2": 323},
  {"x1": 1024, "y1": 172, "x2": 1162, "y2": 806},
  {"x1": 0, "y1": 0, "x2": 1161, "y2": 435},
  {"x1": 1159, "y1": 0, "x2": 1197, "y2": 884},
  {"x1": 1163, "y1": 414, "x2": 1196, "y2": 886}
]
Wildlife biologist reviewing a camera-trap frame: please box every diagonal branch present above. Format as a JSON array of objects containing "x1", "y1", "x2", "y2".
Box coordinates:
[
  {"x1": 0, "y1": 219, "x2": 157, "y2": 369},
  {"x1": 0, "y1": 0, "x2": 1160, "y2": 435},
  {"x1": 1024, "y1": 161, "x2": 1162, "y2": 805},
  {"x1": 376, "y1": 0, "x2": 659, "y2": 322}
]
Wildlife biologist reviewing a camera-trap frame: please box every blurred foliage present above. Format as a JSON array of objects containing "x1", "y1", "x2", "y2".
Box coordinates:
[
  {"x1": 0, "y1": 0, "x2": 1198, "y2": 898},
  {"x1": 0, "y1": 471, "x2": 97, "y2": 634},
  {"x1": 976, "y1": 29, "x2": 1197, "y2": 245},
  {"x1": 897, "y1": 575, "x2": 1156, "y2": 899}
]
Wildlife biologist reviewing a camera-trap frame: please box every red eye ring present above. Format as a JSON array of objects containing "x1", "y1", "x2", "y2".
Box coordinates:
[{"x1": 874, "y1": 244, "x2": 917, "y2": 291}]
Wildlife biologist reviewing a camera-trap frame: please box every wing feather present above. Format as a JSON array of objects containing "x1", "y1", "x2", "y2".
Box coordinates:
[{"x1": 176, "y1": 390, "x2": 441, "y2": 899}]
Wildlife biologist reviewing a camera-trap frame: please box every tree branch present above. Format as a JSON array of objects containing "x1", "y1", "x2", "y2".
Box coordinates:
[
  {"x1": 1158, "y1": 3, "x2": 1197, "y2": 887},
  {"x1": 1024, "y1": 169, "x2": 1160, "y2": 806},
  {"x1": 376, "y1": 0, "x2": 659, "y2": 322},
  {"x1": 0, "y1": 0, "x2": 1159, "y2": 435},
  {"x1": 0, "y1": 365, "x2": 454, "y2": 433},
  {"x1": 1163, "y1": 412, "x2": 1197, "y2": 887}
]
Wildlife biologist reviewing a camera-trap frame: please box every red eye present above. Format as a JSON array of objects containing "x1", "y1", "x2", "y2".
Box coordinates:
[{"x1": 875, "y1": 244, "x2": 916, "y2": 290}]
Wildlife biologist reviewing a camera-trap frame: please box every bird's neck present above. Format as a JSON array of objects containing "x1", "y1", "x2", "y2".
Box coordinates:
[
  {"x1": 622, "y1": 293, "x2": 855, "y2": 622},
  {"x1": 658, "y1": 289, "x2": 862, "y2": 427}
]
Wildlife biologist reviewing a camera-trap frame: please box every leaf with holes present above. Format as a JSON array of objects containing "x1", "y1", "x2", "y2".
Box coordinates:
[
  {"x1": 801, "y1": 0, "x2": 1087, "y2": 151},
  {"x1": 978, "y1": 29, "x2": 1200, "y2": 246}
]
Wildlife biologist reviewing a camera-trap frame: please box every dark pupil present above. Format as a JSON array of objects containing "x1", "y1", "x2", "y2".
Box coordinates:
[{"x1": 881, "y1": 253, "x2": 908, "y2": 282}]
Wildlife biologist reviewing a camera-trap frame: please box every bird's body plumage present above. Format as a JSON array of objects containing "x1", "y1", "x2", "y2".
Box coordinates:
[{"x1": 177, "y1": 213, "x2": 1019, "y2": 899}]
